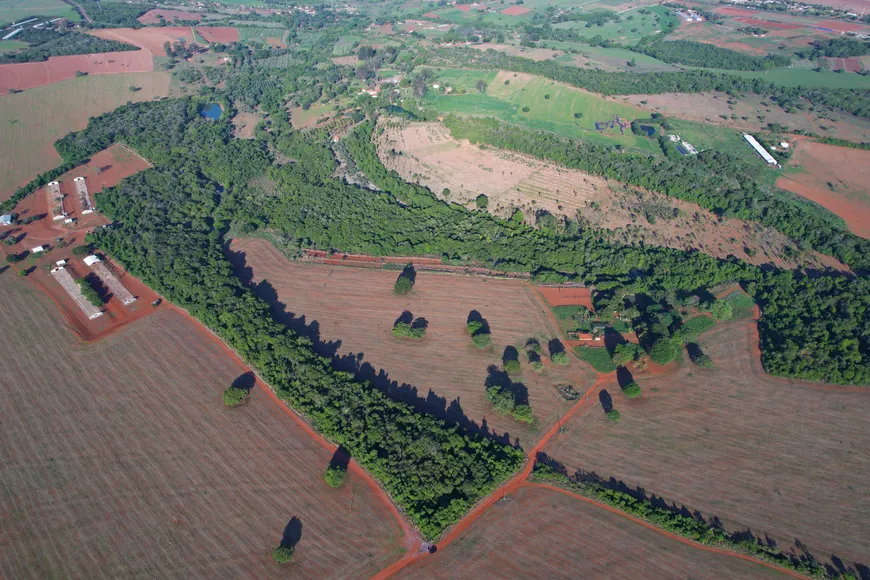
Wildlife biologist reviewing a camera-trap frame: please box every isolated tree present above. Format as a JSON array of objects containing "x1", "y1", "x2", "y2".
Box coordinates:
[
  {"x1": 504, "y1": 359, "x2": 521, "y2": 374},
  {"x1": 466, "y1": 320, "x2": 483, "y2": 335},
  {"x1": 476, "y1": 79, "x2": 487, "y2": 93},
  {"x1": 551, "y1": 351, "x2": 569, "y2": 364},
  {"x1": 324, "y1": 463, "x2": 347, "y2": 488},
  {"x1": 393, "y1": 265, "x2": 415, "y2": 295},
  {"x1": 612, "y1": 343, "x2": 641, "y2": 366},
  {"x1": 273, "y1": 545, "x2": 294, "y2": 564},
  {"x1": 475, "y1": 194, "x2": 489, "y2": 209},
  {"x1": 512, "y1": 404, "x2": 533, "y2": 423},
  {"x1": 621, "y1": 382, "x2": 641, "y2": 399},
  {"x1": 77, "y1": 278, "x2": 104, "y2": 307},
  {"x1": 222, "y1": 386, "x2": 248, "y2": 407},
  {"x1": 472, "y1": 332, "x2": 492, "y2": 348},
  {"x1": 606, "y1": 409, "x2": 621, "y2": 422}
]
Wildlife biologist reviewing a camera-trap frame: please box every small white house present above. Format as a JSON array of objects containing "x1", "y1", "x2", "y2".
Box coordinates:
[
  {"x1": 56, "y1": 259, "x2": 67, "y2": 267},
  {"x1": 31, "y1": 246, "x2": 45, "y2": 254},
  {"x1": 0, "y1": 214, "x2": 13, "y2": 226},
  {"x1": 83, "y1": 254, "x2": 101, "y2": 267}
]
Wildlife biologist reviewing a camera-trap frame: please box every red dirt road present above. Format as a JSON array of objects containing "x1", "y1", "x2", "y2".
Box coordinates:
[{"x1": 0, "y1": 50, "x2": 153, "y2": 92}]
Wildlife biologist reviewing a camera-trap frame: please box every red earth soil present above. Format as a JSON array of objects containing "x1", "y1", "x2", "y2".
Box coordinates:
[
  {"x1": 138, "y1": 9, "x2": 206, "y2": 24},
  {"x1": 816, "y1": 19, "x2": 867, "y2": 33},
  {"x1": 195, "y1": 27, "x2": 240, "y2": 44},
  {"x1": 0, "y1": 145, "x2": 159, "y2": 341},
  {"x1": 822, "y1": 56, "x2": 862, "y2": 71},
  {"x1": 714, "y1": 6, "x2": 759, "y2": 16},
  {"x1": 0, "y1": 50, "x2": 153, "y2": 93},
  {"x1": 735, "y1": 17, "x2": 801, "y2": 30},
  {"x1": 86, "y1": 27, "x2": 193, "y2": 56},
  {"x1": 501, "y1": 5, "x2": 532, "y2": 15},
  {"x1": 778, "y1": 177, "x2": 870, "y2": 239},
  {"x1": 456, "y1": 4, "x2": 472, "y2": 11},
  {"x1": 536, "y1": 286, "x2": 594, "y2": 310},
  {"x1": 422, "y1": 12, "x2": 440, "y2": 18},
  {"x1": 302, "y1": 249, "x2": 530, "y2": 279}
]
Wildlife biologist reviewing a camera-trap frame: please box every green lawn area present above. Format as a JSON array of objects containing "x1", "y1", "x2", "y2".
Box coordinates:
[
  {"x1": 553, "y1": 6, "x2": 677, "y2": 46},
  {"x1": 542, "y1": 41, "x2": 678, "y2": 72},
  {"x1": 290, "y1": 100, "x2": 338, "y2": 129},
  {"x1": 423, "y1": 68, "x2": 660, "y2": 153},
  {"x1": 694, "y1": 66, "x2": 870, "y2": 89},
  {"x1": 0, "y1": 39, "x2": 26, "y2": 52},
  {"x1": 0, "y1": 0, "x2": 79, "y2": 24}
]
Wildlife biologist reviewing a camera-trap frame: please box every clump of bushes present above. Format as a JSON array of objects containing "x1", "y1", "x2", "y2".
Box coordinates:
[
  {"x1": 77, "y1": 278, "x2": 104, "y2": 308},
  {"x1": 273, "y1": 545, "x2": 294, "y2": 564},
  {"x1": 393, "y1": 264, "x2": 416, "y2": 295},
  {"x1": 472, "y1": 332, "x2": 491, "y2": 348},
  {"x1": 551, "y1": 351, "x2": 569, "y2": 364},
  {"x1": 621, "y1": 382, "x2": 641, "y2": 399},
  {"x1": 687, "y1": 342, "x2": 714, "y2": 368},
  {"x1": 475, "y1": 194, "x2": 489, "y2": 209},
  {"x1": 467, "y1": 313, "x2": 491, "y2": 348},
  {"x1": 504, "y1": 358, "x2": 521, "y2": 374},
  {"x1": 222, "y1": 386, "x2": 248, "y2": 407},
  {"x1": 324, "y1": 463, "x2": 347, "y2": 488},
  {"x1": 606, "y1": 409, "x2": 621, "y2": 422},
  {"x1": 392, "y1": 317, "x2": 427, "y2": 339},
  {"x1": 648, "y1": 337, "x2": 677, "y2": 365},
  {"x1": 485, "y1": 384, "x2": 532, "y2": 423}
]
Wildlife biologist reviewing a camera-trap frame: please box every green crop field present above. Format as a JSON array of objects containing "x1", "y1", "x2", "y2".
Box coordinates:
[
  {"x1": 423, "y1": 68, "x2": 660, "y2": 152},
  {"x1": 0, "y1": 0, "x2": 79, "y2": 24},
  {"x1": 575, "y1": 346, "x2": 617, "y2": 373},
  {"x1": 334, "y1": 34, "x2": 362, "y2": 56},
  {"x1": 553, "y1": 6, "x2": 677, "y2": 45},
  {"x1": 680, "y1": 316, "x2": 715, "y2": 341}
]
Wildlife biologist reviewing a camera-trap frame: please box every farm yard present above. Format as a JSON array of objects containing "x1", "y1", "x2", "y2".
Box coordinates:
[
  {"x1": 375, "y1": 122, "x2": 844, "y2": 271},
  {"x1": 777, "y1": 140, "x2": 870, "y2": 239},
  {"x1": 0, "y1": 72, "x2": 170, "y2": 203},
  {"x1": 0, "y1": 49, "x2": 154, "y2": 92},
  {"x1": 543, "y1": 320, "x2": 870, "y2": 571},
  {"x1": 228, "y1": 237, "x2": 598, "y2": 448},
  {"x1": 0, "y1": 274, "x2": 406, "y2": 579},
  {"x1": 397, "y1": 485, "x2": 786, "y2": 579}
]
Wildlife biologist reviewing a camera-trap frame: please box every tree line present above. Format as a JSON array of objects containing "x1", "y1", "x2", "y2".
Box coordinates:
[{"x1": 0, "y1": 28, "x2": 138, "y2": 64}]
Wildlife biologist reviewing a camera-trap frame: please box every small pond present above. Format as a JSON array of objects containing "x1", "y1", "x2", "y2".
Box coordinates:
[
  {"x1": 201, "y1": 103, "x2": 223, "y2": 120},
  {"x1": 639, "y1": 125, "x2": 656, "y2": 138}
]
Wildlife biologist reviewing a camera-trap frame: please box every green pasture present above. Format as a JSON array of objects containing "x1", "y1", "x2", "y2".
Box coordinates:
[
  {"x1": 423, "y1": 67, "x2": 659, "y2": 152},
  {"x1": 237, "y1": 26, "x2": 287, "y2": 43},
  {"x1": 333, "y1": 34, "x2": 361, "y2": 56},
  {"x1": 0, "y1": 0, "x2": 79, "y2": 24},
  {"x1": 426, "y1": 6, "x2": 534, "y2": 25},
  {"x1": 0, "y1": 39, "x2": 26, "y2": 52},
  {"x1": 542, "y1": 40, "x2": 678, "y2": 72},
  {"x1": 553, "y1": 6, "x2": 676, "y2": 45},
  {"x1": 703, "y1": 66, "x2": 870, "y2": 89},
  {"x1": 663, "y1": 118, "x2": 779, "y2": 174}
]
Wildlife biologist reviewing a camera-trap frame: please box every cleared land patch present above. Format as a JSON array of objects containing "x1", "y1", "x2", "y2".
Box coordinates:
[
  {"x1": 0, "y1": 273, "x2": 405, "y2": 579},
  {"x1": 375, "y1": 122, "x2": 843, "y2": 271},
  {"x1": 544, "y1": 320, "x2": 870, "y2": 571},
  {"x1": 87, "y1": 27, "x2": 194, "y2": 56},
  {"x1": 398, "y1": 485, "x2": 785, "y2": 579},
  {"x1": 0, "y1": 71, "x2": 170, "y2": 203},
  {"x1": 229, "y1": 237, "x2": 598, "y2": 449},
  {"x1": 777, "y1": 140, "x2": 870, "y2": 239},
  {"x1": 0, "y1": 49, "x2": 153, "y2": 92}
]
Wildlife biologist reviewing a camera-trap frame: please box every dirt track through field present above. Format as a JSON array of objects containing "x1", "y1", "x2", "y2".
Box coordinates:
[{"x1": 0, "y1": 273, "x2": 406, "y2": 579}]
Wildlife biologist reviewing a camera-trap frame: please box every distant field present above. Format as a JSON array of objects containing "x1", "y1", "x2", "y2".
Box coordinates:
[
  {"x1": 289, "y1": 100, "x2": 336, "y2": 129},
  {"x1": 663, "y1": 117, "x2": 779, "y2": 172},
  {"x1": 553, "y1": 5, "x2": 677, "y2": 45},
  {"x1": 0, "y1": 71, "x2": 171, "y2": 202},
  {"x1": 545, "y1": 320, "x2": 870, "y2": 571},
  {"x1": 398, "y1": 486, "x2": 785, "y2": 579},
  {"x1": 229, "y1": 237, "x2": 598, "y2": 449},
  {"x1": 333, "y1": 34, "x2": 361, "y2": 56},
  {"x1": 0, "y1": 274, "x2": 405, "y2": 579},
  {"x1": 0, "y1": 39, "x2": 26, "y2": 52},
  {"x1": 424, "y1": 69, "x2": 659, "y2": 152},
  {"x1": 697, "y1": 66, "x2": 870, "y2": 89},
  {"x1": 238, "y1": 26, "x2": 286, "y2": 43},
  {"x1": 0, "y1": 0, "x2": 79, "y2": 24}
]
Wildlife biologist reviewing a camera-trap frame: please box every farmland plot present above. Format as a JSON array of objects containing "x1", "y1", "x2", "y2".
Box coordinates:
[
  {"x1": 543, "y1": 320, "x2": 870, "y2": 570},
  {"x1": 0, "y1": 274, "x2": 405, "y2": 579},
  {"x1": 375, "y1": 122, "x2": 845, "y2": 272},
  {"x1": 398, "y1": 486, "x2": 786, "y2": 579},
  {"x1": 228, "y1": 237, "x2": 598, "y2": 448}
]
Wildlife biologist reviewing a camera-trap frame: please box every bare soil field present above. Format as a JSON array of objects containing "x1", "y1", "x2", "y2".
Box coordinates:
[
  {"x1": 501, "y1": 5, "x2": 531, "y2": 16},
  {"x1": 138, "y1": 9, "x2": 208, "y2": 24},
  {"x1": 543, "y1": 320, "x2": 870, "y2": 571},
  {"x1": 196, "y1": 27, "x2": 240, "y2": 44},
  {"x1": 87, "y1": 27, "x2": 194, "y2": 56},
  {"x1": 537, "y1": 286, "x2": 594, "y2": 310},
  {"x1": 0, "y1": 49, "x2": 153, "y2": 92},
  {"x1": 615, "y1": 91, "x2": 870, "y2": 145},
  {"x1": 397, "y1": 485, "x2": 786, "y2": 579},
  {"x1": 331, "y1": 55, "x2": 358, "y2": 66},
  {"x1": 0, "y1": 72, "x2": 170, "y2": 203},
  {"x1": 777, "y1": 140, "x2": 870, "y2": 239},
  {"x1": 376, "y1": 122, "x2": 845, "y2": 271},
  {"x1": 0, "y1": 273, "x2": 405, "y2": 579},
  {"x1": 471, "y1": 43, "x2": 561, "y2": 61},
  {"x1": 816, "y1": 19, "x2": 868, "y2": 33},
  {"x1": 232, "y1": 110, "x2": 261, "y2": 139},
  {"x1": 228, "y1": 237, "x2": 598, "y2": 448}
]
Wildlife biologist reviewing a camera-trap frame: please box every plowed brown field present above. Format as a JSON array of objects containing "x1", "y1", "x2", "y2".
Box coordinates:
[
  {"x1": 0, "y1": 273, "x2": 405, "y2": 579},
  {"x1": 138, "y1": 9, "x2": 206, "y2": 24},
  {"x1": 397, "y1": 486, "x2": 786, "y2": 579},
  {"x1": 376, "y1": 122, "x2": 845, "y2": 271},
  {"x1": 543, "y1": 320, "x2": 870, "y2": 571},
  {"x1": 87, "y1": 27, "x2": 194, "y2": 55},
  {"x1": 777, "y1": 140, "x2": 870, "y2": 239},
  {"x1": 0, "y1": 49, "x2": 153, "y2": 92},
  {"x1": 229, "y1": 237, "x2": 598, "y2": 448}
]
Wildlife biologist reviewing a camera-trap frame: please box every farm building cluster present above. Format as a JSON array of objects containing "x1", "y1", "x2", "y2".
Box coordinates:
[{"x1": 51, "y1": 255, "x2": 137, "y2": 320}]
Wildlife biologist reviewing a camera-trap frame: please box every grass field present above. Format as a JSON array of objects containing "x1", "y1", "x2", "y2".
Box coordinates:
[
  {"x1": 0, "y1": 272, "x2": 405, "y2": 578},
  {"x1": 553, "y1": 6, "x2": 677, "y2": 45},
  {"x1": 663, "y1": 117, "x2": 780, "y2": 174},
  {"x1": 289, "y1": 100, "x2": 338, "y2": 129},
  {"x1": 238, "y1": 26, "x2": 287, "y2": 44},
  {"x1": 0, "y1": 39, "x2": 26, "y2": 52},
  {"x1": 0, "y1": 0, "x2": 79, "y2": 24},
  {"x1": 398, "y1": 485, "x2": 785, "y2": 579},
  {"x1": 333, "y1": 34, "x2": 361, "y2": 56},
  {"x1": 423, "y1": 69, "x2": 659, "y2": 152},
  {"x1": 229, "y1": 237, "x2": 598, "y2": 449},
  {"x1": 0, "y1": 71, "x2": 171, "y2": 202},
  {"x1": 545, "y1": 320, "x2": 870, "y2": 571}
]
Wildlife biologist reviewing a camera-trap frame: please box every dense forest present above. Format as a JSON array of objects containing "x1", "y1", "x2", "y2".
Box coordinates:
[
  {"x1": 430, "y1": 47, "x2": 870, "y2": 119},
  {"x1": 442, "y1": 116, "x2": 870, "y2": 274},
  {"x1": 74, "y1": 0, "x2": 154, "y2": 28},
  {"x1": 0, "y1": 28, "x2": 138, "y2": 64},
  {"x1": 796, "y1": 37, "x2": 870, "y2": 59},
  {"x1": 633, "y1": 38, "x2": 792, "y2": 70},
  {"x1": 53, "y1": 98, "x2": 525, "y2": 540}
]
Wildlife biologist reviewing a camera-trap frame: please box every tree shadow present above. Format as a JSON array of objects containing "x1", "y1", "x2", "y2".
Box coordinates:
[
  {"x1": 84, "y1": 272, "x2": 112, "y2": 304},
  {"x1": 281, "y1": 517, "x2": 302, "y2": 549},
  {"x1": 485, "y1": 364, "x2": 529, "y2": 406},
  {"x1": 231, "y1": 371, "x2": 256, "y2": 393},
  {"x1": 412, "y1": 316, "x2": 428, "y2": 330},
  {"x1": 399, "y1": 263, "x2": 416, "y2": 285},
  {"x1": 548, "y1": 338, "x2": 565, "y2": 356},
  {"x1": 502, "y1": 345, "x2": 519, "y2": 364},
  {"x1": 329, "y1": 445, "x2": 351, "y2": 471},
  {"x1": 616, "y1": 366, "x2": 633, "y2": 388},
  {"x1": 394, "y1": 310, "x2": 413, "y2": 326},
  {"x1": 686, "y1": 342, "x2": 704, "y2": 360},
  {"x1": 603, "y1": 328, "x2": 628, "y2": 351},
  {"x1": 467, "y1": 309, "x2": 490, "y2": 334},
  {"x1": 598, "y1": 389, "x2": 613, "y2": 413}
]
